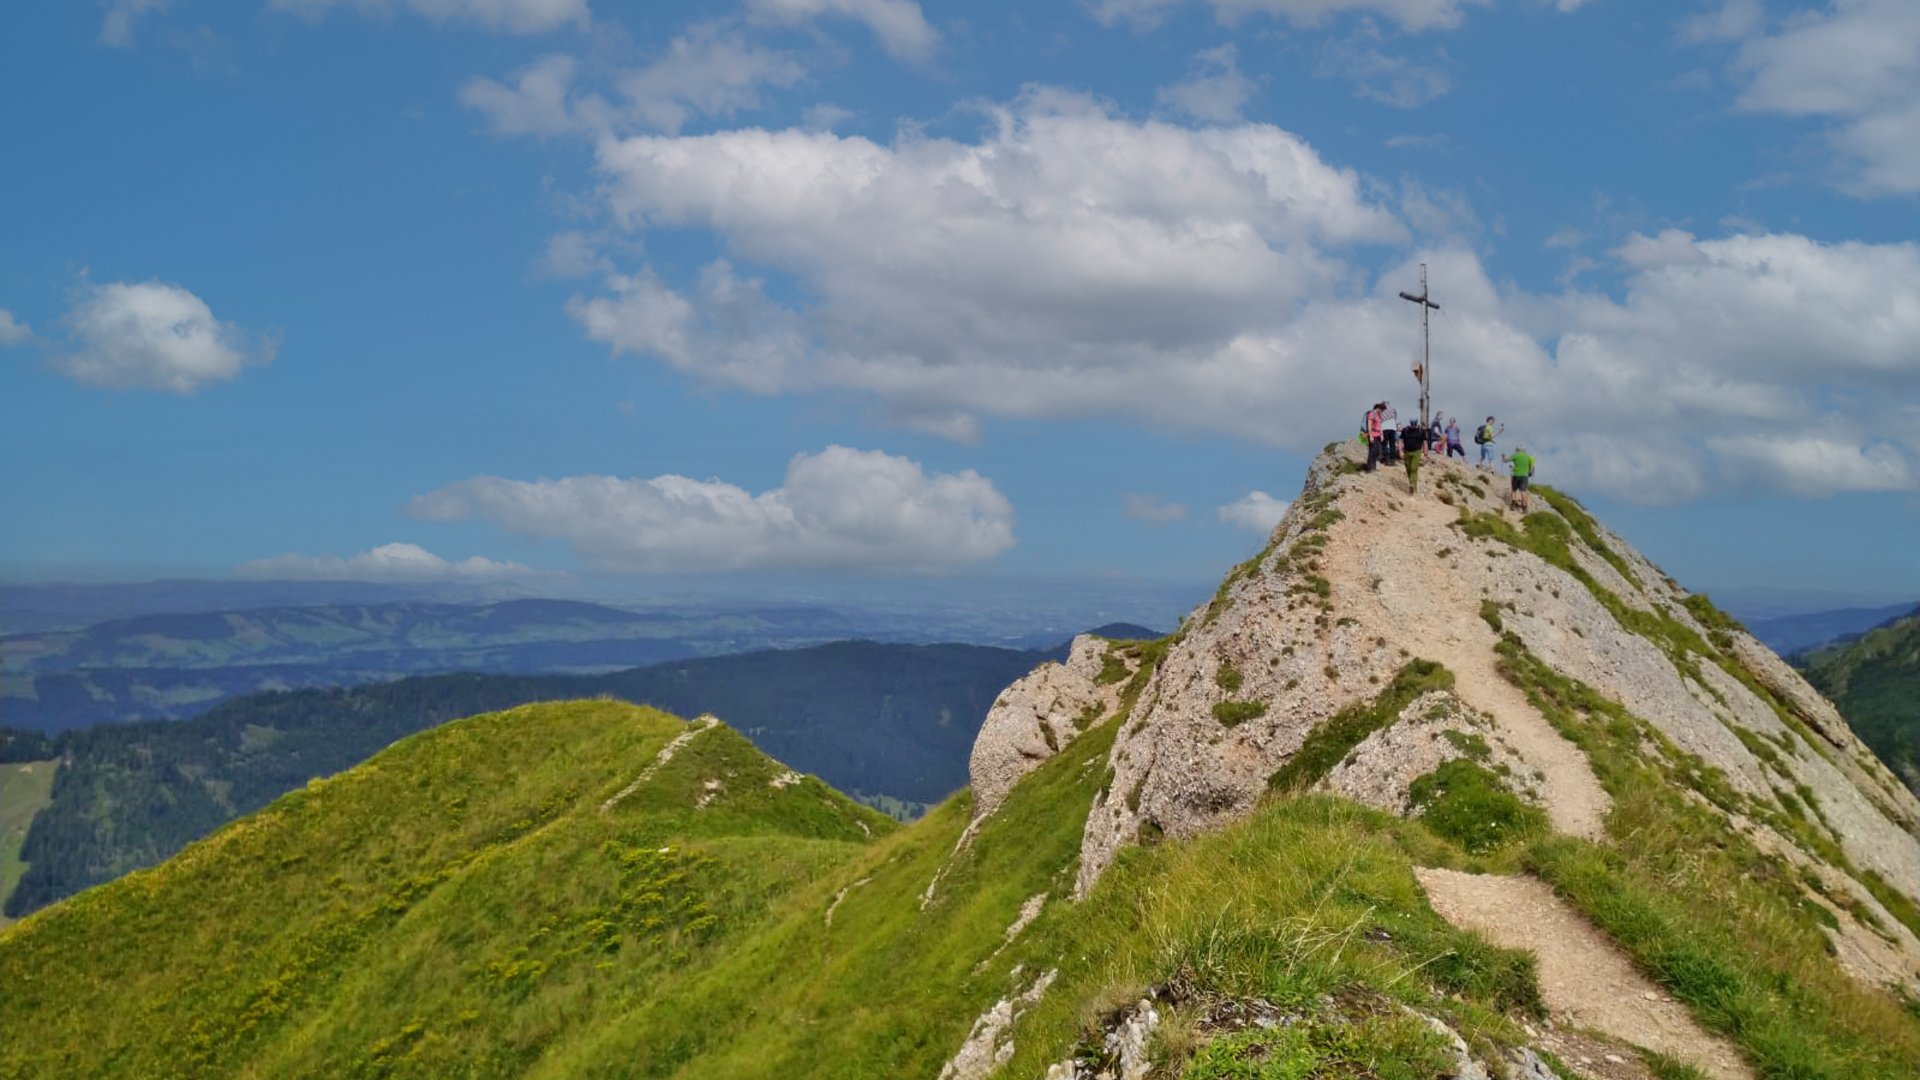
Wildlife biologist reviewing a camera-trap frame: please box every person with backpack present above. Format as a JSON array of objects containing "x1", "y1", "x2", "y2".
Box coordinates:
[
  {"x1": 1400, "y1": 417, "x2": 1427, "y2": 492},
  {"x1": 1503, "y1": 445, "x2": 1535, "y2": 511},
  {"x1": 1382, "y1": 404, "x2": 1401, "y2": 463},
  {"x1": 1474, "y1": 416, "x2": 1502, "y2": 468},
  {"x1": 1365, "y1": 402, "x2": 1386, "y2": 472},
  {"x1": 1445, "y1": 417, "x2": 1464, "y2": 459}
]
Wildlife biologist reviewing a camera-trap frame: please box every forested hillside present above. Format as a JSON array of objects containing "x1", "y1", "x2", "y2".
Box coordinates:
[
  {"x1": 1801, "y1": 612, "x2": 1920, "y2": 797},
  {"x1": 5, "y1": 641, "x2": 1048, "y2": 917}
]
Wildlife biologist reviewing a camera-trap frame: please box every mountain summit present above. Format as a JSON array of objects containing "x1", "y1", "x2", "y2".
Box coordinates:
[{"x1": 3, "y1": 443, "x2": 1916, "y2": 1079}]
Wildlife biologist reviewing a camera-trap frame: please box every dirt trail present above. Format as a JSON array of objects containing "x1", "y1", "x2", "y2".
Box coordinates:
[
  {"x1": 1320, "y1": 465, "x2": 1609, "y2": 839},
  {"x1": 1416, "y1": 867, "x2": 1752, "y2": 1080}
]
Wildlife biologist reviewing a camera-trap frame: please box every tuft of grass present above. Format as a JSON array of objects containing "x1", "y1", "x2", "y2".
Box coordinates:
[
  {"x1": 1268, "y1": 662, "x2": 1454, "y2": 793},
  {"x1": 1181, "y1": 1004, "x2": 1450, "y2": 1080},
  {"x1": 1215, "y1": 662, "x2": 1245, "y2": 694},
  {"x1": 1407, "y1": 760, "x2": 1546, "y2": 855},
  {"x1": 1212, "y1": 701, "x2": 1268, "y2": 728}
]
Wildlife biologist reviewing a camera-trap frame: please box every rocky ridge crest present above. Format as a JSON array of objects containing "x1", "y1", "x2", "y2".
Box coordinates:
[{"x1": 968, "y1": 441, "x2": 1920, "y2": 993}]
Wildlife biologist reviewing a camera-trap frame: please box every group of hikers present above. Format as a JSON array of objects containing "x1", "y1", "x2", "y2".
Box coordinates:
[{"x1": 1361, "y1": 402, "x2": 1534, "y2": 509}]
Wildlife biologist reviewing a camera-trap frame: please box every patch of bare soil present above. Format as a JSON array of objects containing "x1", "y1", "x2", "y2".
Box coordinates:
[{"x1": 1415, "y1": 867, "x2": 1752, "y2": 1080}]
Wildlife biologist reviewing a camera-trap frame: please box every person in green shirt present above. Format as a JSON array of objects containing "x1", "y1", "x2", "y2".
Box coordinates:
[{"x1": 1503, "y1": 446, "x2": 1535, "y2": 512}]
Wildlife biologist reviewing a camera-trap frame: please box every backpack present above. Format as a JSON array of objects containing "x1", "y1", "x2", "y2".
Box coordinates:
[{"x1": 1474, "y1": 424, "x2": 1492, "y2": 445}]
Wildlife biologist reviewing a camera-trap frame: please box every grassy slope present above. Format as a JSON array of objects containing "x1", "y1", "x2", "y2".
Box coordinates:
[
  {"x1": 1800, "y1": 615, "x2": 1920, "y2": 796},
  {"x1": 0, "y1": 760, "x2": 56, "y2": 925},
  {"x1": 0, "y1": 701, "x2": 891, "y2": 1079}
]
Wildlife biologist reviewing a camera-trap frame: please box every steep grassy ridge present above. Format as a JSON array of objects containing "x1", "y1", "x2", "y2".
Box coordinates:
[
  {"x1": 0, "y1": 701, "x2": 890, "y2": 1078},
  {"x1": 8, "y1": 641, "x2": 1039, "y2": 918}
]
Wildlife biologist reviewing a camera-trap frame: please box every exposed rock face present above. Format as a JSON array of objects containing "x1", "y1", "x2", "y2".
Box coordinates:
[
  {"x1": 969, "y1": 635, "x2": 1128, "y2": 820},
  {"x1": 967, "y1": 441, "x2": 1920, "y2": 988}
]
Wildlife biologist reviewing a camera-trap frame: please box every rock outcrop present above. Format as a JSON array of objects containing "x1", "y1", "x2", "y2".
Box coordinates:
[
  {"x1": 967, "y1": 441, "x2": 1920, "y2": 992},
  {"x1": 968, "y1": 634, "x2": 1130, "y2": 820}
]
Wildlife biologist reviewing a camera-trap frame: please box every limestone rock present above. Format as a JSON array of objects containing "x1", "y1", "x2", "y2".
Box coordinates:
[{"x1": 969, "y1": 634, "x2": 1127, "y2": 820}]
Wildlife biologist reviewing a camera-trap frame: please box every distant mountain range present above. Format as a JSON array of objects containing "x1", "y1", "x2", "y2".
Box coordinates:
[
  {"x1": 1741, "y1": 602, "x2": 1919, "y2": 657},
  {"x1": 0, "y1": 578, "x2": 1193, "y2": 733}
]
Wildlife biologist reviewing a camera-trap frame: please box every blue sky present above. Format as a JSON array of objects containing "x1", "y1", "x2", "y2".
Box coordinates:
[{"x1": 2, "y1": 0, "x2": 1917, "y2": 608}]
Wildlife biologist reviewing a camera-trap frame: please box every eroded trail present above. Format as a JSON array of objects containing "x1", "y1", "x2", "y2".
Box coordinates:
[
  {"x1": 1321, "y1": 465, "x2": 1610, "y2": 839},
  {"x1": 1416, "y1": 867, "x2": 1752, "y2": 1080}
]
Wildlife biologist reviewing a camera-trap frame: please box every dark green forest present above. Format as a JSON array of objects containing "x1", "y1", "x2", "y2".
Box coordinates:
[
  {"x1": 4, "y1": 640, "x2": 1053, "y2": 917},
  {"x1": 1798, "y1": 609, "x2": 1920, "y2": 799}
]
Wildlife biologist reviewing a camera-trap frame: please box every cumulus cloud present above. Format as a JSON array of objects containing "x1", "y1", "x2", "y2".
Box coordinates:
[
  {"x1": 1706, "y1": 0, "x2": 1920, "y2": 195},
  {"x1": 549, "y1": 87, "x2": 1919, "y2": 504},
  {"x1": 52, "y1": 281, "x2": 275, "y2": 393},
  {"x1": 1093, "y1": 0, "x2": 1490, "y2": 32},
  {"x1": 101, "y1": 0, "x2": 167, "y2": 47},
  {"x1": 235, "y1": 543, "x2": 537, "y2": 582},
  {"x1": 271, "y1": 0, "x2": 587, "y2": 34},
  {"x1": 1217, "y1": 491, "x2": 1291, "y2": 531},
  {"x1": 1124, "y1": 493, "x2": 1189, "y2": 524},
  {"x1": 745, "y1": 0, "x2": 938, "y2": 61},
  {"x1": 1159, "y1": 45, "x2": 1259, "y2": 123},
  {"x1": 0, "y1": 308, "x2": 31, "y2": 346},
  {"x1": 408, "y1": 446, "x2": 1015, "y2": 573},
  {"x1": 574, "y1": 88, "x2": 1402, "y2": 426}
]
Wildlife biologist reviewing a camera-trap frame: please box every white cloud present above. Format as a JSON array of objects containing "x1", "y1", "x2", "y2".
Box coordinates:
[
  {"x1": 460, "y1": 54, "x2": 610, "y2": 137},
  {"x1": 1124, "y1": 493, "x2": 1189, "y2": 524},
  {"x1": 534, "y1": 230, "x2": 613, "y2": 278},
  {"x1": 1384, "y1": 132, "x2": 1447, "y2": 149},
  {"x1": 1711, "y1": 0, "x2": 1920, "y2": 195},
  {"x1": 271, "y1": 0, "x2": 587, "y2": 34},
  {"x1": 1217, "y1": 491, "x2": 1291, "y2": 530},
  {"x1": 1085, "y1": 0, "x2": 1183, "y2": 28},
  {"x1": 408, "y1": 446, "x2": 1015, "y2": 573},
  {"x1": 575, "y1": 88, "x2": 1402, "y2": 428},
  {"x1": 554, "y1": 87, "x2": 1919, "y2": 504},
  {"x1": 745, "y1": 0, "x2": 938, "y2": 61},
  {"x1": 1705, "y1": 434, "x2": 1914, "y2": 497},
  {"x1": 1680, "y1": 0, "x2": 1762, "y2": 44},
  {"x1": 1316, "y1": 35, "x2": 1453, "y2": 107},
  {"x1": 52, "y1": 281, "x2": 275, "y2": 393},
  {"x1": 1158, "y1": 44, "x2": 1259, "y2": 123},
  {"x1": 101, "y1": 0, "x2": 168, "y2": 47},
  {"x1": 462, "y1": 27, "x2": 805, "y2": 138},
  {"x1": 619, "y1": 23, "x2": 807, "y2": 134},
  {"x1": 0, "y1": 308, "x2": 32, "y2": 346},
  {"x1": 1203, "y1": 0, "x2": 1491, "y2": 32},
  {"x1": 235, "y1": 542, "x2": 537, "y2": 582}
]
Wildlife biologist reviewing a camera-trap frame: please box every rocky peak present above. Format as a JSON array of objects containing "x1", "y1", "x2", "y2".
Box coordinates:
[{"x1": 968, "y1": 440, "x2": 1920, "y2": 992}]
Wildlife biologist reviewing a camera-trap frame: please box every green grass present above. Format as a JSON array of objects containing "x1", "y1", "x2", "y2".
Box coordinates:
[
  {"x1": 1180, "y1": 1003, "x2": 1450, "y2": 1080},
  {"x1": 0, "y1": 702, "x2": 890, "y2": 1079},
  {"x1": 1213, "y1": 700, "x2": 1268, "y2": 727},
  {"x1": 0, "y1": 759, "x2": 57, "y2": 924},
  {"x1": 1267, "y1": 662, "x2": 1454, "y2": 793},
  {"x1": 1407, "y1": 760, "x2": 1545, "y2": 855}
]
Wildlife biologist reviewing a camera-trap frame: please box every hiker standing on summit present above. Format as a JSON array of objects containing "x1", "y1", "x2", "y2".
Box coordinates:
[
  {"x1": 1445, "y1": 417, "x2": 1465, "y2": 460},
  {"x1": 1365, "y1": 402, "x2": 1386, "y2": 472},
  {"x1": 1504, "y1": 445, "x2": 1535, "y2": 512},
  {"x1": 1400, "y1": 417, "x2": 1427, "y2": 492},
  {"x1": 1475, "y1": 417, "x2": 1503, "y2": 469}
]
